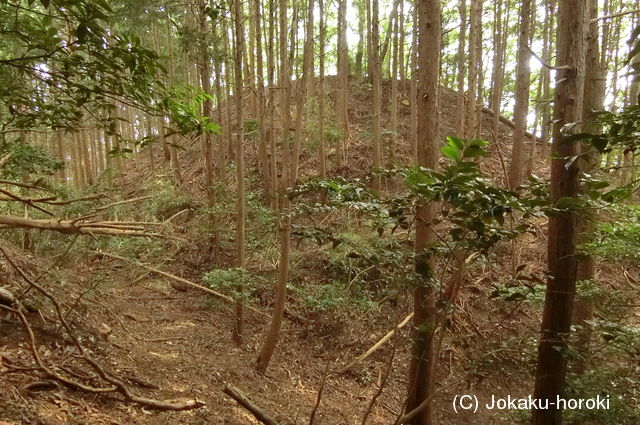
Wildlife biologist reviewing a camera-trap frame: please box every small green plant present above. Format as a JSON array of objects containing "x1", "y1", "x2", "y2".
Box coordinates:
[
  {"x1": 583, "y1": 204, "x2": 640, "y2": 264},
  {"x1": 244, "y1": 118, "x2": 259, "y2": 139},
  {"x1": 140, "y1": 177, "x2": 191, "y2": 220},
  {"x1": 202, "y1": 267, "x2": 264, "y2": 301},
  {"x1": 289, "y1": 280, "x2": 375, "y2": 314}
]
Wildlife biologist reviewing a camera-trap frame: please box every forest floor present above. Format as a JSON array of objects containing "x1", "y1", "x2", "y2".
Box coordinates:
[
  {"x1": 1, "y1": 78, "x2": 636, "y2": 424},
  {"x1": 1, "y1": 240, "x2": 546, "y2": 425}
]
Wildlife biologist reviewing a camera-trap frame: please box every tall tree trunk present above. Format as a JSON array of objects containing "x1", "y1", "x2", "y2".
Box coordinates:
[
  {"x1": 455, "y1": 0, "x2": 467, "y2": 136},
  {"x1": 371, "y1": 0, "x2": 382, "y2": 190},
  {"x1": 318, "y1": 0, "x2": 327, "y2": 187},
  {"x1": 253, "y1": 0, "x2": 269, "y2": 199},
  {"x1": 232, "y1": 0, "x2": 246, "y2": 346},
  {"x1": 531, "y1": 0, "x2": 587, "y2": 423},
  {"x1": 572, "y1": 0, "x2": 604, "y2": 375},
  {"x1": 410, "y1": 3, "x2": 418, "y2": 161},
  {"x1": 398, "y1": 0, "x2": 406, "y2": 94},
  {"x1": 405, "y1": 0, "x2": 441, "y2": 423},
  {"x1": 355, "y1": 0, "x2": 366, "y2": 77},
  {"x1": 336, "y1": 0, "x2": 349, "y2": 166},
  {"x1": 539, "y1": 0, "x2": 553, "y2": 159},
  {"x1": 256, "y1": 0, "x2": 291, "y2": 373},
  {"x1": 165, "y1": 8, "x2": 182, "y2": 183},
  {"x1": 473, "y1": 2, "x2": 484, "y2": 139},
  {"x1": 198, "y1": 0, "x2": 217, "y2": 262},
  {"x1": 56, "y1": 131, "x2": 67, "y2": 183},
  {"x1": 465, "y1": 0, "x2": 481, "y2": 138},
  {"x1": 390, "y1": 5, "x2": 399, "y2": 165},
  {"x1": 490, "y1": 0, "x2": 511, "y2": 141},
  {"x1": 508, "y1": 0, "x2": 534, "y2": 190},
  {"x1": 291, "y1": 0, "x2": 314, "y2": 183},
  {"x1": 266, "y1": 0, "x2": 278, "y2": 208}
]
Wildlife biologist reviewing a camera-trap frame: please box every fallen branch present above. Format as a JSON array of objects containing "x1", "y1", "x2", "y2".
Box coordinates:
[
  {"x1": 76, "y1": 195, "x2": 153, "y2": 221},
  {"x1": 0, "y1": 187, "x2": 53, "y2": 216},
  {"x1": 309, "y1": 360, "x2": 331, "y2": 425},
  {"x1": 592, "y1": 8, "x2": 640, "y2": 23},
  {"x1": 0, "y1": 215, "x2": 162, "y2": 237},
  {"x1": 0, "y1": 194, "x2": 106, "y2": 205},
  {"x1": 223, "y1": 384, "x2": 281, "y2": 425},
  {"x1": 90, "y1": 251, "x2": 270, "y2": 318},
  {"x1": 0, "y1": 246, "x2": 204, "y2": 411},
  {"x1": 0, "y1": 196, "x2": 57, "y2": 203},
  {"x1": 337, "y1": 312, "x2": 413, "y2": 375},
  {"x1": 0, "y1": 153, "x2": 13, "y2": 169},
  {"x1": 0, "y1": 178, "x2": 49, "y2": 190}
]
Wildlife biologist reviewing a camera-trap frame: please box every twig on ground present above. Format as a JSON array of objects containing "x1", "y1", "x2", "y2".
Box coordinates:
[
  {"x1": 337, "y1": 312, "x2": 413, "y2": 375},
  {"x1": 361, "y1": 348, "x2": 395, "y2": 425},
  {"x1": 309, "y1": 359, "x2": 331, "y2": 425},
  {"x1": 223, "y1": 383, "x2": 281, "y2": 425},
  {"x1": 0, "y1": 246, "x2": 205, "y2": 411},
  {"x1": 91, "y1": 250, "x2": 270, "y2": 318}
]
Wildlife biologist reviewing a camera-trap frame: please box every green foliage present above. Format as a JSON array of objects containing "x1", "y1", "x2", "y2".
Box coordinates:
[
  {"x1": 0, "y1": 139, "x2": 63, "y2": 178},
  {"x1": 563, "y1": 368, "x2": 639, "y2": 424},
  {"x1": 244, "y1": 119, "x2": 259, "y2": 139},
  {"x1": 490, "y1": 280, "x2": 546, "y2": 304},
  {"x1": 291, "y1": 282, "x2": 348, "y2": 313},
  {"x1": 202, "y1": 268, "x2": 264, "y2": 301},
  {"x1": 583, "y1": 204, "x2": 640, "y2": 264},
  {"x1": 291, "y1": 137, "x2": 539, "y2": 305},
  {"x1": 163, "y1": 85, "x2": 221, "y2": 136},
  {"x1": 140, "y1": 177, "x2": 191, "y2": 220},
  {"x1": 0, "y1": 0, "x2": 165, "y2": 132},
  {"x1": 322, "y1": 231, "x2": 415, "y2": 295},
  {"x1": 289, "y1": 279, "x2": 376, "y2": 314},
  {"x1": 563, "y1": 316, "x2": 640, "y2": 425}
]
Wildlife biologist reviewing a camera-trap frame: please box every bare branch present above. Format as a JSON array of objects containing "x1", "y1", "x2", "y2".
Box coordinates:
[
  {"x1": 592, "y1": 8, "x2": 640, "y2": 23},
  {"x1": 338, "y1": 312, "x2": 413, "y2": 375},
  {"x1": 0, "y1": 154, "x2": 12, "y2": 169},
  {"x1": 0, "y1": 188, "x2": 54, "y2": 216},
  {"x1": 526, "y1": 45, "x2": 571, "y2": 71}
]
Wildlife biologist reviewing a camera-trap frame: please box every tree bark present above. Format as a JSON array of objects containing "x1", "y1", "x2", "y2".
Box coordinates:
[
  {"x1": 410, "y1": 3, "x2": 418, "y2": 161},
  {"x1": 371, "y1": 0, "x2": 382, "y2": 190},
  {"x1": 291, "y1": 0, "x2": 314, "y2": 183},
  {"x1": 455, "y1": 0, "x2": 467, "y2": 137},
  {"x1": 531, "y1": 0, "x2": 587, "y2": 423},
  {"x1": 256, "y1": 0, "x2": 291, "y2": 373},
  {"x1": 197, "y1": 0, "x2": 217, "y2": 262},
  {"x1": 318, "y1": 0, "x2": 327, "y2": 186},
  {"x1": 232, "y1": 0, "x2": 247, "y2": 346},
  {"x1": 508, "y1": 0, "x2": 534, "y2": 189},
  {"x1": 336, "y1": 0, "x2": 349, "y2": 166},
  {"x1": 405, "y1": 0, "x2": 441, "y2": 423}
]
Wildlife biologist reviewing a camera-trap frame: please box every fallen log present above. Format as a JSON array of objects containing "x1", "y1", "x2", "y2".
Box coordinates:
[
  {"x1": 223, "y1": 384, "x2": 281, "y2": 425},
  {"x1": 0, "y1": 215, "x2": 162, "y2": 237}
]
